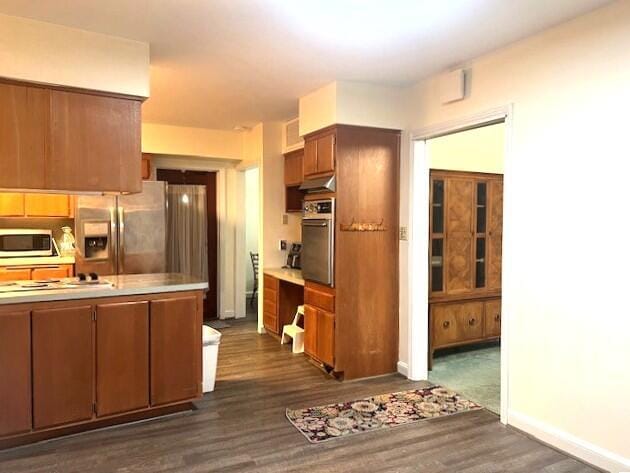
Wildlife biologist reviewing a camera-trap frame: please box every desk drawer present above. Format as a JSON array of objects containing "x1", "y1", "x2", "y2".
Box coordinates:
[
  {"x1": 304, "y1": 282, "x2": 335, "y2": 312},
  {"x1": 264, "y1": 274, "x2": 279, "y2": 291}
]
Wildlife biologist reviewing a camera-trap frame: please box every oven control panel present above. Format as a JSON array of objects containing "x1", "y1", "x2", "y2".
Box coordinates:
[{"x1": 303, "y1": 199, "x2": 334, "y2": 219}]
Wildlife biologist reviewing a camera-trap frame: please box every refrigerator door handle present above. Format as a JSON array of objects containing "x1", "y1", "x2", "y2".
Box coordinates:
[{"x1": 118, "y1": 206, "x2": 125, "y2": 274}]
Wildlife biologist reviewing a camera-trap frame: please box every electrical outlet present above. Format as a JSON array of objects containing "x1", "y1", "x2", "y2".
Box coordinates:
[
  {"x1": 282, "y1": 214, "x2": 288, "y2": 225},
  {"x1": 399, "y1": 226, "x2": 408, "y2": 241},
  {"x1": 279, "y1": 240, "x2": 287, "y2": 251}
]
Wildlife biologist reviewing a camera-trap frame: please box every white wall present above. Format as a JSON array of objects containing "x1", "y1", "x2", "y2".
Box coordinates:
[
  {"x1": 427, "y1": 122, "x2": 505, "y2": 173},
  {"x1": 403, "y1": 2, "x2": 630, "y2": 469},
  {"x1": 0, "y1": 13, "x2": 149, "y2": 96},
  {"x1": 245, "y1": 168, "x2": 260, "y2": 293}
]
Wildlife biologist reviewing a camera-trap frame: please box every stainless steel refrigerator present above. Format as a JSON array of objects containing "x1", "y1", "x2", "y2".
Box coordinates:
[{"x1": 74, "y1": 180, "x2": 167, "y2": 276}]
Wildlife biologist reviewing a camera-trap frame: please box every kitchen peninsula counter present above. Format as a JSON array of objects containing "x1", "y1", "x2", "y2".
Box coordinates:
[
  {"x1": 0, "y1": 272, "x2": 207, "y2": 448},
  {"x1": 0, "y1": 273, "x2": 208, "y2": 305}
]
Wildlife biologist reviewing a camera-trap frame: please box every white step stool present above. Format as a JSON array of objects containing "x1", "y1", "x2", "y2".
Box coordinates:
[{"x1": 281, "y1": 305, "x2": 305, "y2": 353}]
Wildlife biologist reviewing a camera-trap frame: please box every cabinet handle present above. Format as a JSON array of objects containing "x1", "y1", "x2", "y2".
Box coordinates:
[
  {"x1": 468, "y1": 317, "x2": 476, "y2": 326},
  {"x1": 442, "y1": 321, "x2": 450, "y2": 329},
  {"x1": 495, "y1": 314, "x2": 500, "y2": 322}
]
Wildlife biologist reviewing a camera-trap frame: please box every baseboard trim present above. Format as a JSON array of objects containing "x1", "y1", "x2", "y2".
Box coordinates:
[
  {"x1": 396, "y1": 361, "x2": 409, "y2": 377},
  {"x1": 508, "y1": 410, "x2": 629, "y2": 473},
  {"x1": 220, "y1": 309, "x2": 235, "y2": 320}
]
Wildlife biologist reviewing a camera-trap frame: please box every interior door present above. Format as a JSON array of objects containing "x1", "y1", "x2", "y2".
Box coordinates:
[
  {"x1": 32, "y1": 306, "x2": 94, "y2": 429},
  {"x1": 0, "y1": 310, "x2": 31, "y2": 437},
  {"x1": 445, "y1": 177, "x2": 474, "y2": 294},
  {"x1": 96, "y1": 301, "x2": 149, "y2": 416},
  {"x1": 150, "y1": 296, "x2": 201, "y2": 405}
]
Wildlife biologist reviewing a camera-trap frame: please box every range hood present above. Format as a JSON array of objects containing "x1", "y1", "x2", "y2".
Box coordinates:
[{"x1": 299, "y1": 175, "x2": 336, "y2": 193}]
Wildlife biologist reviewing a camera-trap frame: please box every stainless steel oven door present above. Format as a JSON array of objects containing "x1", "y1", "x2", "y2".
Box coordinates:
[{"x1": 301, "y1": 219, "x2": 334, "y2": 286}]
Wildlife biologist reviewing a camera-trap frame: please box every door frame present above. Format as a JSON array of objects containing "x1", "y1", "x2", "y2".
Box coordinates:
[{"x1": 406, "y1": 105, "x2": 513, "y2": 424}]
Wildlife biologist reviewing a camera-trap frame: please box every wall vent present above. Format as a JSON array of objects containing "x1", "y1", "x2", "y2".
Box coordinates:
[{"x1": 283, "y1": 118, "x2": 303, "y2": 153}]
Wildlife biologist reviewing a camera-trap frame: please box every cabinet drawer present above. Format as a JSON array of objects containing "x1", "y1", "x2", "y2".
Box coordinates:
[
  {"x1": 263, "y1": 312, "x2": 278, "y2": 334},
  {"x1": 304, "y1": 283, "x2": 335, "y2": 312},
  {"x1": 263, "y1": 300, "x2": 277, "y2": 317},
  {"x1": 32, "y1": 266, "x2": 72, "y2": 280},
  {"x1": 484, "y1": 298, "x2": 501, "y2": 338},
  {"x1": 432, "y1": 301, "x2": 484, "y2": 348},
  {"x1": 264, "y1": 286, "x2": 277, "y2": 303},
  {"x1": 0, "y1": 267, "x2": 32, "y2": 282},
  {"x1": 264, "y1": 274, "x2": 279, "y2": 291},
  {"x1": 456, "y1": 302, "x2": 484, "y2": 341}
]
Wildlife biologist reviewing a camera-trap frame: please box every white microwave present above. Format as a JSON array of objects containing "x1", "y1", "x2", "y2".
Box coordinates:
[{"x1": 0, "y1": 229, "x2": 54, "y2": 257}]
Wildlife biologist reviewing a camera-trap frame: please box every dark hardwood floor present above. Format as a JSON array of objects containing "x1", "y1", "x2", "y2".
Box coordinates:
[{"x1": 0, "y1": 319, "x2": 600, "y2": 472}]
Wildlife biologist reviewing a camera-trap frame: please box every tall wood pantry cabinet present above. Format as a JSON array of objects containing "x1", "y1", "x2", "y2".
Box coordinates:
[{"x1": 428, "y1": 170, "x2": 503, "y2": 367}]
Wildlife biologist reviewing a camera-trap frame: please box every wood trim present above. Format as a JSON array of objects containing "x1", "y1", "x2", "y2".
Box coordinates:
[
  {"x1": 302, "y1": 123, "x2": 401, "y2": 141},
  {"x1": 0, "y1": 76, "x2": 146, "y2": 102},
  {"x1": 0, "y1": 402, "x2": 193, "y2": 449}
]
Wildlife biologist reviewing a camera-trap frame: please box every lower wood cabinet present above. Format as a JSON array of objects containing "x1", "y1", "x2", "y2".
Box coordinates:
[
  {"x1": 0, "y1": 311, "x2": 31, "y2": 437},
  {"x1": 32, "y1": 306, "x2": 94, "y2": 430},
  {"x1": 96, "y1": 301, "x2": 149, "y2": 416},
  {"x1": 150, "y1": 296, "x2": 201, "y2": 406},
  {"x1": 0, "y1": 290, "x2": 203, "y2": 448},
  {"x1": 429, "y1": 297, "x2": 501, "y2": 368},
  {"x1": 303, "y1": 281, "x2": 336, "y2": 368},
  {"x1": 263, "y1": 275, "x2": 279, "y2": 334}
]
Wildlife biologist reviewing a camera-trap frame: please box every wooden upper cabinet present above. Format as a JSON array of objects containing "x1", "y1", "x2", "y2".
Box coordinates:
[
  {"x1": 284, "y1": 149, "x2": 304, "y2": 186},
  {"x1": 150, "y1": 296, "x2": 201, "y2": 406},
  {"x1": 0, "y1": 193, "x2": 25, "y2": 216},
  {"x1": 0, "y1": 82, "x2": 48, "y2": 190},
  {"x1": 49, "y1": 90, "x2": 142, "y2": 193},
  {"x1": 0, "y1": 310, "x2": 32, "y2": 437},
  {"x1": 96, "y1": 302, "x2": 149, "y2": 417},
  {"x1": 24, "y1": 194, "x2": 72, "y2": 217},
  {"x1": 303, "y1": 130, "x2": 336, "y2": 179},
  {"x1": 0, "y1": 79, "x2": 143, "y2": 194},
  {"x1": 32, "y1": 306, "x2": 94, "y2": 430}
]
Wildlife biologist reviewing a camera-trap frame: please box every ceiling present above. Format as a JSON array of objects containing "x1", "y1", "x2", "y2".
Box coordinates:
[{"x1": 0, "y1": 0, "x2": 613, "y2": 130}]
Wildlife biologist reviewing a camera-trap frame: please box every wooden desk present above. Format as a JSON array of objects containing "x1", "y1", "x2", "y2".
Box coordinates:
[{"x1": 263, "y1": 269, "x2": 304, "y2": 336}]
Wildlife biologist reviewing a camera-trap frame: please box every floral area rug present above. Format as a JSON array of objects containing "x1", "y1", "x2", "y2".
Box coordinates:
[{"x1": 286, "y1": 385, "x2": 481, "y2": 443}]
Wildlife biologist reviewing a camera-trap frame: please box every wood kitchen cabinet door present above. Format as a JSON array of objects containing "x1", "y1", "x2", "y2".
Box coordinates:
[
  {"x1": 150, "y1": 296, "x2": 201, "y2": 406},
  {"x1": 0, "y1": 193, "x2": 25, "y2": 216},
  {"x1": 284, "y1": 150, "x2": 303, "y2": 186},
  {"x1": 316, "y1": 309, "x2": 335, "y2": 367},
  {"x1": 96, "y1": 302, "x2": 149, "y2": 416},
  {"x1": 303, "y1": 304, "x2": 318, "y2": 359},
  {"x1": 0, "y1": 310, "x2": 32, "y2": 437},
  {"x1": 315, "y1": 133, "x2": 335, "y2": 176},
  {"x1": 303, "y1": 139, "x2": 318, "y2": 177},
  {"x1": 32, "y1": 306, "x2": 94, "y2": 430},
  {"x1": 484, "y1": 298, "x2": 502, "y2": 338},
  {"x1": 444, "y1": 177, "x2": 475, "y2": 295},
  {"x1": 49, "y1": 90, "x2": 142, "y2": 193},
  {"x1": 24, "y1": 194, "x2": 71, "y2": 217},
  {"x1": 0, "y1": 82, "x2": 48, "y2": 190}
]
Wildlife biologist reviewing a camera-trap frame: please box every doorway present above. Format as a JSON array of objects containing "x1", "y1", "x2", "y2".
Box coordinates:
[
  {"x1": 408, "y1": 113, "x2": 509, "y2": 419},
  {"x1": 244, "y1": 167, "x2": 259, "y2": 321},
  {"x1": 156, "y1": 169, "x2": 218, "y2": 320}
]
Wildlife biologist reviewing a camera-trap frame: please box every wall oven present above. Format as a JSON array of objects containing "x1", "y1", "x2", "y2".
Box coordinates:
[
  {"x1": 301, "y1": 198, "x2": 335, "y2": 286},
  {"x1": 0, "y1": 229, "x2": 54, "y2": 258}
]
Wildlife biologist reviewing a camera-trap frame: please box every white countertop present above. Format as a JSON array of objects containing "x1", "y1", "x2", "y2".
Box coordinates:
[
  {"x1": 0, "y1": 273, "x2": 208, "y2": 305},
  {"x1": 0, "y1": 255, "x2": 75, "y2": 267},
  {"x1": 263, "y1": 268, "x2": 304, "y2": 286}
]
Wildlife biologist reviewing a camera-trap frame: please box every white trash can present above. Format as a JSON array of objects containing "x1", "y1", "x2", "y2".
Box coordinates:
[{"x1": 202, "y1": 325, "x2": 222, "y2": 393}]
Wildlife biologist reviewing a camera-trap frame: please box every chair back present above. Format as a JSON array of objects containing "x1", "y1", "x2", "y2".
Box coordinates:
[{"x1": 250, "y1": 252, "x2": 259, "y2": 282}]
